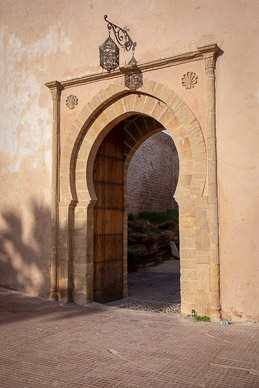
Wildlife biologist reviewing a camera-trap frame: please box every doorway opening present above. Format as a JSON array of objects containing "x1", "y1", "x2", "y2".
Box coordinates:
[
  {"x1": 92, "y1": 114, "x2": 181, "y2": 313},
  {"x1": 60, "y1": 80, "x2": 216, "y2": 317}
]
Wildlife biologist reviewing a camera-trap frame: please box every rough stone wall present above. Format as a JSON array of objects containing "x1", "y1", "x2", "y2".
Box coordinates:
[{"x1": 127, "y1": 132, "x2": 179, "y2": 215}]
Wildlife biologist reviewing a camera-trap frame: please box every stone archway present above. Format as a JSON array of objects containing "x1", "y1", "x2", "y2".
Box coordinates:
[{"x1": 58, "y1": 78, "x2": 220, "y2": 319}]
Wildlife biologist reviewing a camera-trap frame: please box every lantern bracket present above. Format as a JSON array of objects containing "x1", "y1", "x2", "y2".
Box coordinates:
[{"x1": 104, "y1": 15, "x2": 137, "y2": 52}]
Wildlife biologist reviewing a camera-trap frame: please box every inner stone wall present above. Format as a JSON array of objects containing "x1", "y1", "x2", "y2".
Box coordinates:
[{"x1": 127, "y1": 132, "x2": 179, "y2": 215}]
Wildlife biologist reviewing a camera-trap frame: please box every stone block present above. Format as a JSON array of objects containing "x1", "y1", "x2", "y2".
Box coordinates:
[
  {"x1": 76, "y1": 160, "x2": 87, "y2": 171},
  {"x1": 181, "y1": 259, "x2": 196, "y2": 269},
  {"x1": 180, "y1": 236, "x2": 196, "y2": 249},
  {"x1": 73, "y1": 291, "x2": 88, "y2": 305},
  {"x1": 156, "y1": 87, "x2": 173, "y2": 105},
  {"x1": 59, "y1": 232, "x2": 68, "y2": 250},
  {"x1": 73, "y1": 117, "x2": 84, "y2": 130},
  {"x1": 73, "y1": 232, "x2": 86, "y2": 246},
  {"x1": 73, "y1": 263, "x2": 87, "y2": 274},
  {"x1": 104, "y1": 104, "x2": 118, "y2": 123},
  {"x1": 197, "y1": 264, "x2": 210, "y2": 292},
  {"x1": 195, "y1": 208, "x2": 208, "y2": 229},
  {"x1": 187, "y1": 126, "x2": 203, "y2": 147},
  {"x1": 177, "y1": 137, "x2": 191, "y2": 153},
  {"x1": 179, "y1": 216, "x2": 195, "y2": 229},
  {"x1": 142, "y1": 79, "x2": 157, "y2": 95},
  {"x1": 196, "y1": 291, "x2": 210, "y2": 305},
  {"x1": 196, "y1": 305, "x2": 211, "y2": 317},
  {"x1": 165, "y1": 117, "x2": 182, "y2": 135},
  {"x1": 181, "y1": 280, "x2": 197, "y2": 293},
  {"x1": 123, "y1": 94, "x2": 136, "y2": 112},
  {"x1": 159, "y1": 107, "x2": 174, "y2": 127},
  {"x1": 210, "y1": 265, "x2": 220, "y2": 293},
  {"x1": 78, "y1": 106, "x2": 92, "y2": 125},
  {"x1": 193, "y1": 160, "x2": 207, "y2": 173},
  {"x1": 178, "y1": 174, "x2": 192, "y2": 186},
  {"x1": 175, "y1": 104, "x2": 195, "y2": 126},
  {"x1": 193, "y1": 150, "x2": 206, "y2": 163},
  {"x1": 58, "y1": 288, "x2": 69, "y2": 303},
  {"x1": 75, "y1": 170, "x2": 87, "y2": 181},
  {"x1": 192, "y1": 171, "x2": 206, "y2": 181},
  {"x1": 180, "y1": 248, "x2": 196, "y2": 260},
  {"x1": 181, "y1": 302, "x2": 197, "y2": 315},
  {"x1": 142, "y1": 97, "x2": 157, "y2": 115},
  {"x1": 209, "y1": 292, "x2": 220, "y2": 309},
  {"x1": 169, "y1": 95, "x2": 183, "y2": 113},
  {"x1": 196, "y1": 251, "x2": 210, "y2": 264},
  {"x1": 195, "y1": 229, "x2": 210, "y2": 250},
  {"x1": 181, "y1": 269, "x2": 197, "y2": 281},
  {"x1": 88, "y1": 94, "x2": 103, "y2": 112},
  {"x1": 58, "y1": 263, "x2": 68, "y2": 285},
  {"x1": 180, "y1": 148, "x2": 193, "y2": 161},
  {"x1": 113, "y1": 99, "x2": 125, "y2": 116},
  {"x1": 180, "y1": 227, "x2": 195, "y2": 237},
  {"x1": 76, "y1": 180, "x2": 87, "y2": 191},
  {"x1": 179, "y1": 161, "x2": 193, "y2": 175},
  {"x1": 191, "y1": 140, "x2": 206, "y2": 157},
  {"x1": 133, "y1": 94, "x2": 145, "y2": 112},
  {"x1": 74, "y1": 274, "x2": 87, "y2": 292}
]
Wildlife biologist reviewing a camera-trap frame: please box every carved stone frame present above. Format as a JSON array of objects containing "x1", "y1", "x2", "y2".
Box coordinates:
[{"x1": 46, "y1": 44, "x2": 221, "y2": 319}]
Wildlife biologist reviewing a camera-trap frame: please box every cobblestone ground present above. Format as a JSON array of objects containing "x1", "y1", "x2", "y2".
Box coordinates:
[
  {"x1": 107, "y1": 260, "x2": 181, "y2": 314},
  {"x1": 0, "y1": 287, "x2": 259, "y2": 387}
]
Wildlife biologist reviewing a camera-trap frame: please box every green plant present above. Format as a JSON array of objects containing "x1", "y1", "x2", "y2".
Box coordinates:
[
  {"x1": 191, "y1": 309, "x2": 211, "y2": 322},
  {"x1": 137, "y1": 209, "x2": 179, "y2": 224}
]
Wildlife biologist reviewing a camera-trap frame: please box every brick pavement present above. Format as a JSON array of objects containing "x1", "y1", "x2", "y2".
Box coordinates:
[{"x1": 0, "y1": 287, "x2": 258, "y2": 388}]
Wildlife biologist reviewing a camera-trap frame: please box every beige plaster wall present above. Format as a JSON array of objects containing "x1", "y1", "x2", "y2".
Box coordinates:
[{"x1": 0, "y1": 0, "x2": 258, "y2": 319}]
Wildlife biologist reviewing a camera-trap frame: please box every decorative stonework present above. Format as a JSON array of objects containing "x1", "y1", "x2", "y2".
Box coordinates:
[
  {"x1": 204, "y1": 55, "x2": 216, "y2": 69},
  {"x1": 66, "y1": 95, "x2": 78, "y2": 110},
  {"x1": 48, "y1": 81, "x2": 63, "y2": 101},
  {"x1": 181, "y1": 72, "x2": 198, "y2": 89},
  {"x1": 197, "y1": 44, "x2": 219, "y2": 70},
  {"x1": 46, "y1": 44, "x2": 221, "y2": 319}
]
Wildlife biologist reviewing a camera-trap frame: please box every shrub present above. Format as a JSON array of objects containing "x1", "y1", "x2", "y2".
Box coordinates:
[{"x1": 137, "y1": 209, "x2": 179, "y2": 224}]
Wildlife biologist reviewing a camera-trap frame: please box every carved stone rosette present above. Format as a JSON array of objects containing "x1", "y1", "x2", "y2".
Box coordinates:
[
  {"x1": 181, "y1": 72, "x2": 198, "y2": 89},
  {"x1": 66, "y1": 95, "x2": 78, "y2": 110}
]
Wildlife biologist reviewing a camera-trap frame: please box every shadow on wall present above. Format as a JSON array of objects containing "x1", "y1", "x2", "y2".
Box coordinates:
[
  {"x1": 0, "y1": 199, "x2": 51, "y2": 297},
  {"x1": 0, "y1": 200, "x2": 108, "y2": 326}
]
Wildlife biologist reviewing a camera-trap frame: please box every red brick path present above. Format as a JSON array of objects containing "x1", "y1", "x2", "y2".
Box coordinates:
[{"x1": 0, "y1": 288, "x2": 258, "y2": 387}]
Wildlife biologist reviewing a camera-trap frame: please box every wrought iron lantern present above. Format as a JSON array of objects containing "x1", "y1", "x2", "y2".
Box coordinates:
[
  {"x1": 124, "y1": 56, "x2": 143, "y2": 90},
  {"x1": 99, "y1": 36, "x2": 119, "y2": 72},
  {"x1": 99, "y1": 15, "x2": 143, "y2": 90}
]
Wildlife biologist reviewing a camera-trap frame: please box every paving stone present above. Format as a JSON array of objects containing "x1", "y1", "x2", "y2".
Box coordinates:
[{"x1": 0, "y1": 287, "x2": 258, "y2": 388}]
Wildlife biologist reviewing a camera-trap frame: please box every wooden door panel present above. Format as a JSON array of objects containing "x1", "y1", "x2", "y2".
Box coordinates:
[
  {"x1": 93, "y1": 125, "x2": 124, "y2": 302},
  {"x1": 94, "y1": 182, "x2": 124, "y2": 208}
]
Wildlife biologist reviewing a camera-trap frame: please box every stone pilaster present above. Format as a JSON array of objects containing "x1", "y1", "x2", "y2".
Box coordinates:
[
  {"x1": 198, "y1": 44, "x2": 221, "y2": 319},
  {"x1": 46, "y1": 81, "x2": 64, "y2": 300}
]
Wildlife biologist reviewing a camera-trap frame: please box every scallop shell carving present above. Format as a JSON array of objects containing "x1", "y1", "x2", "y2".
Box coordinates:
[
  {"x1": 66, "y1": 95, "x2": 78, "y2": 109},
  {"x1": 181, "y1": 72, "x2": 198, "y2": 89}
]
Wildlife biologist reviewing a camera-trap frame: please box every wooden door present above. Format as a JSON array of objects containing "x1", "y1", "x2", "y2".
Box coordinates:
[{"x1": 93, "y1": 124, "x2": 124, "y2": 302}]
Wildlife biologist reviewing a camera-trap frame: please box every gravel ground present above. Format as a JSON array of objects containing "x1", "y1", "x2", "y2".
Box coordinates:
[{"x1": 106, "y1": 259, "x2": 181, "y2": 314}]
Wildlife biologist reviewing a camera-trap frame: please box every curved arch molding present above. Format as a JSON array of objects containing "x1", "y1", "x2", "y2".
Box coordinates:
[{"x1": 46, "y1": 44, "x2": 220, "y2": 319}]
